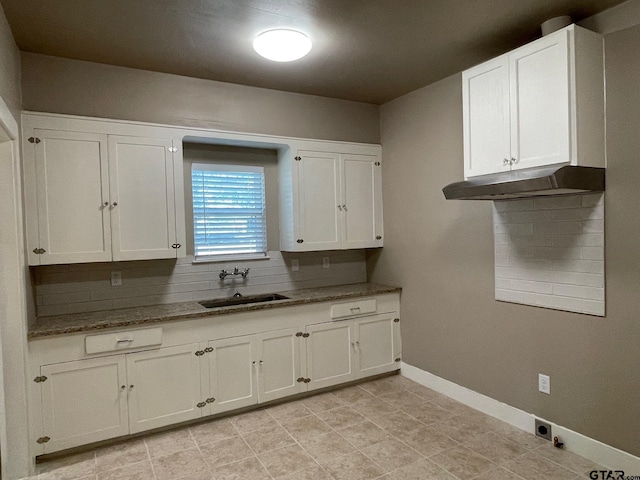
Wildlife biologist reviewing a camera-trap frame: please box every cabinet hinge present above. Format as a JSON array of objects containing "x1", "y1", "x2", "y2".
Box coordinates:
[
  {"x1": 295, "y1": 332, "x2": 303, "y2": 337},
  {"x1": 204, "y1": 347, "x2": 214, "y2": 353},
  {"x1": 302, "y1": 332, "x2": 310, "y2": 338},
  {"x1": 395, "y1": 357, "x2": 401, "y2": 362},
  {"x1": 295, "y1": 156, "x2": 302, "y2": 161},
  {"x1": 195, "y1": 350, "x2": 205, "y2": 356},
  {"x1": 171, "y1": 243, "x2": 182, "y2": 249},
  {"x1": 296, "y1": 377, "x2": 305, "y2": 383},
  {"x1": 34, "y1": 375, "x2": 48, "y2": 383},
  {"x1": 376, "y1": 236, "x2": 382, "y2": 240},
  {"x1": 374, "y1": 161, "x2": 381, "y2": 166},
  {"x1": 206, "y1": 397, "x2": 215, "y2": 403},
  {"x1": 168, "y1": 146, "x2": 178, "y2": 153},
  {"x1": 296, "y1": 239, "x2": 304, "y2": 244},
  {"x1": 36, "y1": 436, "x2": 50, "y2": 444},
  {"x1": 33, "y1": 248, "x2": 46, "y2": 255},
  {"x1": 196, "y1": 401, "x2": 207, "y2": 408},
  {"x1": 393, "y1": 318, "x2": 400, "y2": 323},
  {"x1": 28, "y1": 137, "x2": 41, "y2": 144},
  {"x1": 303, "y1": 378, "x2": 311, "y2": 383}
]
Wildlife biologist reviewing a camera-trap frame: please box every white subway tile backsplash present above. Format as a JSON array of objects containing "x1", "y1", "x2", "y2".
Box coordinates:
[
  {"x1": 33, "y1": 250, "x2": 367, "y2": 316},
  {"x1": 494, "y1": 194, "x2": 604, "y2": 316}
]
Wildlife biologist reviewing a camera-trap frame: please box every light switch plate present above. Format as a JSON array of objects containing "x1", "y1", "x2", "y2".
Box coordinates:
[{"x1": 538, "y1": 373, "x2": 550, "y2": 394}]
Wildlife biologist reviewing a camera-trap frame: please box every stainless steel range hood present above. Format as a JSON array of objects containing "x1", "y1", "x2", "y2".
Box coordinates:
[{"x1": 442, "y1": 165, "x2": 605, "y2": 200}]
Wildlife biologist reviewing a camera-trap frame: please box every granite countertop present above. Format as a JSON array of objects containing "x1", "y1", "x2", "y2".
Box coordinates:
[{"x1": 28, "y1": 283, "x2": 401, "y2": 339}]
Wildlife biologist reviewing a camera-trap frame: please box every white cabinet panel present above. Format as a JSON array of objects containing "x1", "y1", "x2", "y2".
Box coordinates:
[
  {"x1": 462, "y1": 58, "x2": 511, "y2": 177},
  {"x1": 33, "y1": 130, "x2": 112, "y2": 264},
  {"x1": 510, "y1": 30, "x2": 570, "y2": 170},
  {"x1": 126, "y1": 344, "x2": 202, "y2": 433},
  {"x1": 354, "y1": 315, "x2": 399, "y2": 377},
  {"x1": 109, "y1": 136, "x2": 178, "y2": 261},
  {"x1": 257, "y1": 328, "x2": 303, "y2": 403},
  {"x1": 305, "y1": 321, "x2": 355, "y2": 391},
  {"x1": 207, "y1": 336, "x2": 258, "y2": 414},
  {"x1": 40, "y1": 356, "x2": 128, "y2": 453}
]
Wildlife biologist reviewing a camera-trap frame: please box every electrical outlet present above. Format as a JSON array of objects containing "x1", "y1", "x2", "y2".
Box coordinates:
[
  {"x1": 539, "y1": 373, "x2": 550, "y2": 394},
  {"x1": 322, "y1": 257, "x2": 330, "y2": 269},
  {"x1": 111, "y1": 271, "x2": 122, "y2": 287},
  {"x1": 291, "y1": 259, "x2": 299, "y2": 272},
  {"x1": 535, "y1": 419, "x2": 552, "y2": 441}
]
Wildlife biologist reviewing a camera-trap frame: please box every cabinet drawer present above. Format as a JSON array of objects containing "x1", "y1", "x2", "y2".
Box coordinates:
[
  {"x1": 331, "y1": 299, "x2": 376, "y2": 319},
  {"x1": 85, "y1": 327, "x2": 163, "y2": 354}
]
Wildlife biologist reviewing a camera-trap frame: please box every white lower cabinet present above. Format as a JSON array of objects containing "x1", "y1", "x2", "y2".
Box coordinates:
[
  {"x1": 33, "y1": 295, "x2": 400, "y2": 455},
  {"x1": 126, "y1": 343, "x2": 202, "y2": 434},
  {"x1": 305, "y1": 313, "x2": 400, "y2": 392}
]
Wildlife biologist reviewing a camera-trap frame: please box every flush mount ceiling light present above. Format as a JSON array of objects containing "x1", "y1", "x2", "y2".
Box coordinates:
[{"x1": 253, "y1": 29, "x2": 312, "y2": 62}]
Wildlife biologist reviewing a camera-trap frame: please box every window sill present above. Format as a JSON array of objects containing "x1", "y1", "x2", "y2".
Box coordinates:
[{"x1": 192, "y1": 254, "x2": 271, "y2": 264}]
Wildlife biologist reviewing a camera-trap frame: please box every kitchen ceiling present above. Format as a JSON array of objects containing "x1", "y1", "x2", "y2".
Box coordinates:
[{"x1": 0, "y1": 0, "x2": 626, "y2": 104}]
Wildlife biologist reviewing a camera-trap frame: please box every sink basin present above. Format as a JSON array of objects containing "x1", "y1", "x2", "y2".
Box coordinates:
[{"x1": 198, "y1": 293, "x2": 290, "y2": 309}]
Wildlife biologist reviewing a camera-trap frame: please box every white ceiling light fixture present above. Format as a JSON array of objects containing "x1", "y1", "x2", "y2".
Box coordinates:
[{"x1": 253, "y1": 29, "x2": 312, "y2": 62}]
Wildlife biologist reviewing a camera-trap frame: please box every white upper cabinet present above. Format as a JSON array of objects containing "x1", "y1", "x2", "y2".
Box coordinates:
[
  {"x1": 280, "y1": 147, "x2": 383, "y2": 251},
  {"x1": 462, "y1": 25, "x2": 604, "y2": 179},
  {"x1": 23, "y1": 117, "x2": 186, "y2": 265}
]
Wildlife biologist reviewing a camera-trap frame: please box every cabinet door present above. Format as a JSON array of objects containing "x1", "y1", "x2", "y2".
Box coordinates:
[
  {"x1": 509, "y1": 28, "x2": 570, "y2": 170},
  {"x1": 40, "y1": 356, "x2": 128, "y2": 453},
  {"x1": 341, "y1": 155, "x2": 383, "y2": 249},
  {"x1": 296, "y1": 151, "x2": 341, "y2": 250},
  {"x1": 354, "y1": 315, "x2": 400, "y2": 378},
  {"x1": 207, "y1": 336, "x2": 258, "y2": 415},
  {"x1": 305, "y1": 321, "x2": 355, "y2": 391},
  {"x1": 126, "y1": 344, "x2": 202, "y2": 434},
  {"x1": 33, "y1": 130, "x2": 112, "y2": 264},
  {"x1": 462, "y1": 57, "x2": 511, "y2": 178},
  {"x1": 108, "y1": 136, "x2": 178, "y2": 261},
  {"x1": 256, "y1": 328, "x2": 304, "y2": 403}
]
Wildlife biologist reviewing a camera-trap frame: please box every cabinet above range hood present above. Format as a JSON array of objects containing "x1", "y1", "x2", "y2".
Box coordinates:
[{"x1": 442, "y1": 165, "x2": 605, "y2": 200}]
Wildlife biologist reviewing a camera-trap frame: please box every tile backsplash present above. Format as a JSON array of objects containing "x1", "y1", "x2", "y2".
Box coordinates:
[
  {"x1": 493, "y1": 193, "x2": 605, "y2": 316},
  {"x1": 34, "y1": 251, "x2": 366, "y2": 317}
]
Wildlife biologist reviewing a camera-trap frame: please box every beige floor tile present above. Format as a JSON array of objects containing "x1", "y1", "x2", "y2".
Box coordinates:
[
  {"x1": 210, "y1": 457, "x2": 271, "y2": 480},
  {"x1": 431, "y1": 413, "x2": 492, "y2": 443},
  {"x1": 429, "y1": 395, "x2": 477, "y2": 416},
  {"x1": 302, "y1": 392, "x2": 344, "y2": 413},
  {"x1": 322, "y1": 451, "x2": 386, "y2": 480},
  {"x1": 376, "y1": 389, "x2": 425, "y2": 410},
  {"x1": 465, "y1": 432, "x2": 529, "y2": 464},
  {"x1": 375, "y1": 374, "x2": 418, "y2": 390},
  {"x1": 360, "y1": 437, "x2": 422, "y2": 473},
  {"x1": 430, "y1": 445, "x2": 495, "y2": 479},
  {"x1": 359, "y1": 378, "x2": 401, "y2": 397},
  {"x1": 484, "y1": 421, "x2": 549, "y2": 450},
  {"x1": 231, "y1": 409, "x2": 277, "y2": 434},
  {"x1": 351, "y1": 397, "x2": 398, "y2": 418},
  {"x1": 404, "y1": 384, "x2": 449, "y2": 402},
  {"x1": 280, "y1": 465, "x2": 333, "y2": 480},
  {"x1": 258, "y1": 443, "x2": 318, "y2": 478},
  {"x1": 535, "y1": 443, "x2": 600, "y2": 475},
  {"x1": 95, "y1": 440, "x2": 148, "y2": 472},
  {"x1": 317, "y1": 406, "x2": 367, "y2": 429},
  {"x1": 386, "y1": 457, "x2": 458, "y2": 480},
  {"x1": 281, "y1": 414, "x2": 333, "y2": 441},
  {"x1": 502, "y1": 452, "x2": 579, "y2": 480},
  {"x1": 267, "y1": 399, "x2": 313, "y2": 421},
  {"x1": 337, "y1": 420, "x2": 392, "y2": 449},
  {"x1": 365, "y1": 410, "x2": 424, "y2": 437},
  {"x1": 151, "y1": 447, "x2": 208, "y2": 480},
  {"x1": 178, "y1": 473, "x2": 213, "y2": 480},
  {"x1": 145, "y1": 427, "x2": 197, "y2": 457},
  {"x1": 199, "y1": 436, "x2": 254, "y2": 468},
  {"x1": 189, "y1": 418, "x2": 238, "y2": 446},
  {"x1": 333, "y1": 386, "x2": 376, "y2": 404},
  {"x1": 402, "y1": 401, "x2": 456, "y2": 426},
  {"x1": 241, "y1": 424, "x2": 296, "y2": 453},
  {"x1": 474, "y1": 466, "x2": 527, "y2": 480},
  {"x1": 396, "y1": 424, "x2": 459, "y2": 458},
  {"x1": 37, "y1": 451, "x2": 97, "y2": 480},
  {"x1": 96, "y1": 459, "x2": 155, "y2": 480},
  {"x1": 299, "y1": 431, "x2": 356, "y2": 463}
]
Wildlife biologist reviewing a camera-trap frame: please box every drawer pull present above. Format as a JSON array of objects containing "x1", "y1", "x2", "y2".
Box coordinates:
[{"x1": 116, "y1": 339, "x2": 134, "y2": 344}]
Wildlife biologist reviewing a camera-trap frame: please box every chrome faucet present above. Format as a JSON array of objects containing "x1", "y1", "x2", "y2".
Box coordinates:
[{"x1": 219, "y1": 267, "x2": 250, "y2": 280}]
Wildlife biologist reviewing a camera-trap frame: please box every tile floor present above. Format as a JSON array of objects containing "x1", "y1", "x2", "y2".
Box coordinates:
[{"x1": 23, "y1": 375, "x2": 601, "y2": 480}]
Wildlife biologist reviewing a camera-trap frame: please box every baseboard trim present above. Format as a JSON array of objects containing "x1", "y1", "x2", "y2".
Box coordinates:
[{"x1": 401, "y1": 362, "x2": 640, "y2": 473}]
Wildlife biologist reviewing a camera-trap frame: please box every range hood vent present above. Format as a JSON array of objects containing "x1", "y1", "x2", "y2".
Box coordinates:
[{"x1": 442, "y1": 165, "x2": 605, "y2": 201}]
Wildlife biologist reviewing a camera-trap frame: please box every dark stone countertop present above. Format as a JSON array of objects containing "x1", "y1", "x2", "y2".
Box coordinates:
[{"x1": 28, "y1": 283, "x2": 401, "y2": 339}]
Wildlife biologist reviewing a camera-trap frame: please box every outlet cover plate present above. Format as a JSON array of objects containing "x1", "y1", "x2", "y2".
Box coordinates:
[
  {"x1": 111, "y1": 271, "x2": 122, "y2": 287},
  {"x1": 539, "y1": 374, "x2": 550, "y2": 394},
  {"x1": 322, "y1": 257, "x2": 330, "y2": 269},
  {"x1": 535, "y1": 419, "x2": 552, "y2": 441}
]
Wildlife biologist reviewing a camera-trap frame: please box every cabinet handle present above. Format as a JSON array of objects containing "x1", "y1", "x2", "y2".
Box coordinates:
[
  {"x1": 103, "y1": 201, "x2": 109, "y2": 207},
  {"x1": 342, "y1": 204, "x2": 347, "y2": 211},
  {"x1": 111, "y1": 202, "x2": 118, "y2": 207},
  {"x1": 351, "y1": 342, "x2": 356, "y2": 349},
  {"x1": 116, "y1": 339, "x2": 134, "y2": 344},
  {"x1": 503, "y1": 158, "x2": 509, "y2": 165},
  {"x1": 511, "y1": 157, "x2": 518, "y2": 165},
  {"x1": 259, "y1": 360, "x2": 264, "y2": 365},
  {"x1": 120, "y1": 385, "x2": 126, "y2": 391},
  {"x1": 338, "y1": 205, "x2": 343, "y2": 211},
  {"x1": 129, "y1": 385, "x2": 134, "y2": 390},
  {"x1": 252, "y1": 361, "x2": 256, "y2": 366}
]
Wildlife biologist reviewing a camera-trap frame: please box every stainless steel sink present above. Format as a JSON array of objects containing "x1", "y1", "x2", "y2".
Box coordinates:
[{"x1": 198, "y1": 293, "x2": 289, "y2": 309}]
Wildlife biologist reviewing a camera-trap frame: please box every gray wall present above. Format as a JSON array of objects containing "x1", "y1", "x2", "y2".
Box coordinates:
[
  {"x1": 0, "y1": 3, "x2": 20, "y2": 117},
  {"x1": 368, "y1": 24, "x2": 640, "y2": 458},
  {"x1": 21, "y1": 53, "x2": 380, "y2": 144}
]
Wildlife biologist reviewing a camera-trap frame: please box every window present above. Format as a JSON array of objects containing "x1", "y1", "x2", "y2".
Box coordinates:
[{"x1": 191, "y1": 163, "x2": 267, "y2": 259}]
